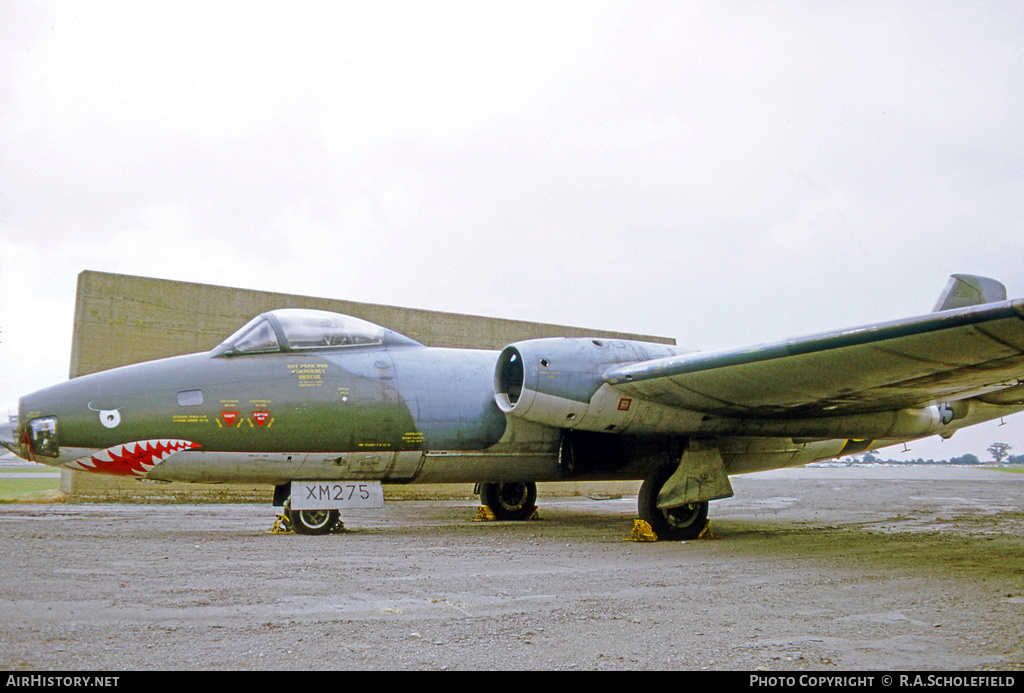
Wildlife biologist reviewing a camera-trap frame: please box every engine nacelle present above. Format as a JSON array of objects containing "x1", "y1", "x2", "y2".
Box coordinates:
[{"x1": 494, "y1": 337, "x2": 682, "y2": 432}]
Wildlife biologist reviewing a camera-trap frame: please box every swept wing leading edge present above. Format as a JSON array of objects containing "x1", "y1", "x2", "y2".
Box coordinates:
[{"x1": 604, "y1": 299, "x2": 1024, "y2": 419}]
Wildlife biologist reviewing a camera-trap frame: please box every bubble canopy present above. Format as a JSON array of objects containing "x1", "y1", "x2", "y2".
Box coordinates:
[{"x1": 213, "y1": 309, "x2": 419, "y2": 356}]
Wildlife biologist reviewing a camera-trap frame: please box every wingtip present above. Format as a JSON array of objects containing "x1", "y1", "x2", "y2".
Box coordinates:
[{"x1": 932, "y1": 274, "x2": 1008, "y2": 312}]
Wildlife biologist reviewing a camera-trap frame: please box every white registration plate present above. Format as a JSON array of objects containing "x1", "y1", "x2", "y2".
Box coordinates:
[{"x1": 290, "y1": 481, "x2": 385, "y2": 510}]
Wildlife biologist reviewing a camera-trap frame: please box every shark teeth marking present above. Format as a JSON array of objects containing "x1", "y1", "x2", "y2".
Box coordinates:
[{"x1": 67, "y1": 439, "x2": 201, "y2": 478}]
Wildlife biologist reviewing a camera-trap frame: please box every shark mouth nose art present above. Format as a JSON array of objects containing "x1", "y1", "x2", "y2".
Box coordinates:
[{"x1": 64, "y1": 439, "x2": 200, "y2": 477}]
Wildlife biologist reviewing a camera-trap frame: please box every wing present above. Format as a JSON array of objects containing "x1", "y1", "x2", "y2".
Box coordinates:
[{"x1": 604, "y1": 299, "x2": 1024, "y2": 420}]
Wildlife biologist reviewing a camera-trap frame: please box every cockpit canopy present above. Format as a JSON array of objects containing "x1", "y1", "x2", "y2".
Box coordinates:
[{"x1": 213, "y1": 309, "x2": 416, "y2": 356}]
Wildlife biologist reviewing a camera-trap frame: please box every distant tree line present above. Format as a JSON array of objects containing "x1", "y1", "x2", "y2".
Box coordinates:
[{"x1": 841, "y1": 443, "x2": 1023, "y2": 466}]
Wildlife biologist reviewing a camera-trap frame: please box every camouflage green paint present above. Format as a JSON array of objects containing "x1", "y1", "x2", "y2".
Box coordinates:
[{"x1": 19, "y1": 342, "x2": 510, "y2": 463}]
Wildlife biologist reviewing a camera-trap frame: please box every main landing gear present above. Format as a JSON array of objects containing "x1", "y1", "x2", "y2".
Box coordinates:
[
  {"x1": 637, "y1": 466, "x2": 710, "y2": 541},
  {"x1": 477, "y1": 481, "x2": 538, "y2": 521},
  {"x1": 475, "y1": 476, "x2": 711, "y2": 539}
]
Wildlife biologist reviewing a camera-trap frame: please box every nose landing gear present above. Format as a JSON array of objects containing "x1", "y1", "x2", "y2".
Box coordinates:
[
  {"x1": 289, "y1": 506, "x2": 342, "y2": 535},
  {"x1": 271, "y1": 493, "x2": 344, "y2": 535}
]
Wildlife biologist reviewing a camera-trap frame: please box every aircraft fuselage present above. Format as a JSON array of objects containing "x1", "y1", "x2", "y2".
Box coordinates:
[{"x1": 19, "y1": 341, "x2": 564, "y2": 484}]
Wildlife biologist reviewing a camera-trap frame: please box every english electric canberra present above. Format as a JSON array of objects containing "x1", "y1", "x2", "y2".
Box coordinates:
[{"x1": 5, "y1": 274, "x2": 1024, "y2": 539}]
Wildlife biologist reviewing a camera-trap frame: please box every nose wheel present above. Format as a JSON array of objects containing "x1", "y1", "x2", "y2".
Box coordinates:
[{"x1": 283, "y1": 501, "x2": 342, "y2": 535}]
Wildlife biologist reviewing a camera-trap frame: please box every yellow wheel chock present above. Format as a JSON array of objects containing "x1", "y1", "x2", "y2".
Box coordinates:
[
  {"x1": 629, "y1": 519, "x2": 659, "y2": 542},
  {"x1": 628, "y1": 519, "x2": 716, "y2": 542},
  {"x1": 473, "y1": 506, "x2": 498, "y2": 522},
  {"x1": 268, "y1": 513, "x2": 294, "y2": 534},
  {"x1": 472, "y1": 506, "x2": 540, "y2": 522}
]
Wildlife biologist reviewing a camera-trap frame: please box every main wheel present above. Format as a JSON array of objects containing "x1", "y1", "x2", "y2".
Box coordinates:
[
  {"x1": 638, "y1": 467, "x2": 709, "y2": 541},
  {"x1": 480, "y1": 481, "x2": 537, "y2": 521},
  {"x1": 289, "y1": 508, "x2": 341, "y2": 535}
]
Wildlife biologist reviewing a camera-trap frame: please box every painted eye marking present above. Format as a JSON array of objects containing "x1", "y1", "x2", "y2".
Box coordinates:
[{"x1": 88, "y1": 403, "x2": 122, "y2": 429}]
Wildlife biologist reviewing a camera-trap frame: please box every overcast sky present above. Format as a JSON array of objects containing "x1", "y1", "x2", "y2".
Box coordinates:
[{"x1": 2, "y1": 1, "x2": 1023, "y2": 461}]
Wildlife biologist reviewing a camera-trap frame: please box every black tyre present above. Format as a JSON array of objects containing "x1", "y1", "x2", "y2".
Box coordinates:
[
  {"x1": 289, "y1": 508, "x2": 341, "y2": 535},
  {"x1": 480, "y1": 481, "x2": 537, "y2": 521},
  {"x1": 638, "y1": 467, "x2": 709, "y2": 541}
]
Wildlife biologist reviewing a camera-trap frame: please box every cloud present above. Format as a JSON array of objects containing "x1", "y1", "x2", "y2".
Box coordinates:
[{"x1": 2, "y1": 0, "x2": 1023, "y2": 458}]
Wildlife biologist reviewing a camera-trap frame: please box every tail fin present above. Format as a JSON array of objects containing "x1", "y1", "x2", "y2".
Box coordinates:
[{"x1": 932, "y1": 274, "x2": 1007, "y2": 312}]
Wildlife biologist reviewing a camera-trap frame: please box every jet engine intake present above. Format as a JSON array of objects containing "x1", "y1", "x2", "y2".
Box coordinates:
[{"x1": 494, "y1": 337, "x2": 681, "y2": 432}]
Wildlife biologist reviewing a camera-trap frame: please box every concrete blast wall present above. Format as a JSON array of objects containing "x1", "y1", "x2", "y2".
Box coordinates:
[{"x1": 65, "y1": 271, "x2": 673, "y2": 502}]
